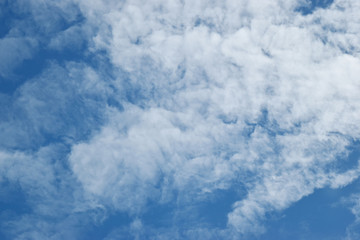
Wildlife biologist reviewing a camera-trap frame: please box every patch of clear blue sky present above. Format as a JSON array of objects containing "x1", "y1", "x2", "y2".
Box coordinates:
[
  {"x1": 296, "y1": 0, "x2": 334, "y2": 15},
  {"x1": 0, "y1": 1, "x2": 12, "y2": 38},
  {"x1": 81, "y1": 212, "x2": 132, "y2": 240},
  {"x1": 0, "y1": 181, "x2": 31, "y2": 239},
  {"x1": 261, "y1": 141, "x2": 360, "y2": 240},
  {"x1": 263, "y1": 178, "x2": 360, "y2": 240}
]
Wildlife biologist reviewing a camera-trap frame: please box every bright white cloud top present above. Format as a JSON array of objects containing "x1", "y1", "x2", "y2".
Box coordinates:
[{"x1": 1, "y1": 0, "x2": 360, "y2": 239}]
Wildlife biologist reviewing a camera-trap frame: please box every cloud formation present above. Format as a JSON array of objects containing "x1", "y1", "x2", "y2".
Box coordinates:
[{"x1": 1, "y1": 0, "x2": 360, "y2": 239}]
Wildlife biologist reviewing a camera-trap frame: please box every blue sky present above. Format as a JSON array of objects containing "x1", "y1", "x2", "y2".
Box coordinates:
[{"x1": 1, "y1": 0, "x2": 360, "y2": 239}]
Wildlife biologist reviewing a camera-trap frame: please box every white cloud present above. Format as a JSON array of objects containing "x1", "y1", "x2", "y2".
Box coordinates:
[
  {"x1": 70, "y1": 105, "x2": 237, "y2": 214},
  {"x1": 340, "y1": 192, "x2": 360, "y2": 240},
  {"x1": 1, "y1": 0, "x2": 360, "y2": 238},
  {"x1": 0, "y1": 143, "x2": 112, "y2": 239},
  {"x1": 67, "y1": 0, "x2": 360, "y2": 236}
]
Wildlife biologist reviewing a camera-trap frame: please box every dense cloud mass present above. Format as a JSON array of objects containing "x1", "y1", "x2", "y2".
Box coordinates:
[{"x1": 1, "y1": 0, "x2": 360, "y2": 239}]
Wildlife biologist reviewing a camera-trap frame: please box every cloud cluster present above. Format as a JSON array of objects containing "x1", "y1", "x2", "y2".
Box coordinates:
[
  {"x1": 68, "y1": 0, "x2": 360, "y2": 236},
  {"x1": 1, "y1": 0, "x2": 360, "y2": 239}
]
